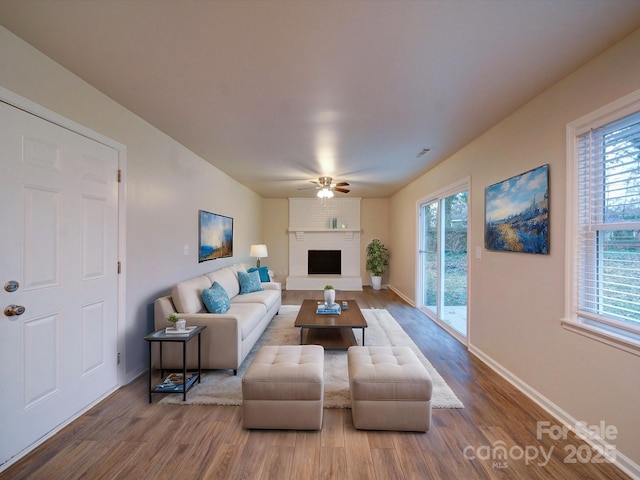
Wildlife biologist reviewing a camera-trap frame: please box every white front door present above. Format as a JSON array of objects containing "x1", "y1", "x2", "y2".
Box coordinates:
[{"x1": 0, "y1": 101, "x2": 119, "y2": 466}]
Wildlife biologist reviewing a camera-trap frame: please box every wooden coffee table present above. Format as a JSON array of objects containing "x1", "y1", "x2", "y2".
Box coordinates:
[{"x1": 294, "y1": 299, "x2": 367, "y2": 350}]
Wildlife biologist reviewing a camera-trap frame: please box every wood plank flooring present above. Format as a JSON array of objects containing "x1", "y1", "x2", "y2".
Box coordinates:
[{"x1": 1, "y1": 288, "x2": 631, "y2": 479}]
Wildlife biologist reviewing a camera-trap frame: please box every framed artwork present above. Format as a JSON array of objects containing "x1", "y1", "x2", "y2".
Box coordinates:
[
  {"x1": 485, "y1": 164, "x2": 549, "y2": 254},
  {"x1": 198, "y1": 210, "x2": 233, "y2": 262}
]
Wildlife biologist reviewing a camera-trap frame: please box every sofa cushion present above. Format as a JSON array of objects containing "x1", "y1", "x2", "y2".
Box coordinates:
[
  {"x1": 205, "y1": 266, "x2": 240, "y2": 298},
  {"x1": 227, "y1": 303, "x2": 267, "y2": 340},
  {"x1": 248, "y1": 266, "x2": 270, "y2": 282},
  {"x1": 172, "y1": 275, "x2": 212, "y2": 314},
  {"x1": 230, "y1": 263, "x2": 248, "y2": 274},
  {"x1": 202, "y1": 281, "x2": 231, "y2": 314},
  {"x1": 238, "y1": 270, "x2": 264, "y2": 294},
  {"x1": 231, "y1": 287, "x2": 280, "y2": 312}
]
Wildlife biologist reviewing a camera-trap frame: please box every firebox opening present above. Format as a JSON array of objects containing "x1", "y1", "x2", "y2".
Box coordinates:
[{"x1": 308, "y1": 250, "x2": 341, "y2": 275}]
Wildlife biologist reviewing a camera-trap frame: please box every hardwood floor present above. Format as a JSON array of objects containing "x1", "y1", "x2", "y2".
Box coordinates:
[{"x1": 2, "y1": 288, "x2": 631, "y2": 479}]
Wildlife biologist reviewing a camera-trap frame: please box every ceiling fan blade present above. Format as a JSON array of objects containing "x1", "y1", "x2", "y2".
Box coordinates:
[
  {"x1": 297, "y1": 177, "x2": 348, "y2": 192},
  {"x1": 296, "y1": 180, "x2": 321, "y2": 190}
]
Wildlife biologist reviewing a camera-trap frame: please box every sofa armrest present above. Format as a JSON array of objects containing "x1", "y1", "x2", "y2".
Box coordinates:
[
  {"x1": 155, "y1": 295, "x2": 243, "y2": 328},
  {"x1": 261, "y1": 281, "x2": 281, "y2": 292},
  {"x1": 173, "y1": 313, "x2": 241, "y2": 344},
  {"x1": 155, "y1": 310, "x2": 241, "y2": 331},
  {"x1": 153, "y1": 298, "x2": 244, "y2": 370},
  {"x1": 154, "y1": 295, "x2": 176, "y2": 328}
]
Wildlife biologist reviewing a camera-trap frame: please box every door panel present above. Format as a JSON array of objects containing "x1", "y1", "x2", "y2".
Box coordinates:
[
  {"x1": 23, "y1": 314, "x2": 59, "y2": 408},
  {"x1": 81, "y1": 301, "x2": 106, "y2": 375},
  {"x1": 421, "y1": 201, "x2": 439, "y2": 315},
  {"x1": 24, "y1": 186, "x2": 61, "y2": 289},
  {"x1": 441, "y1": 191, "x2": 468, "y2": 336},
  {"x1": 82, "y1": 195, "x2": 107, "y2": 279},
  {"x1": 0, "y1": 101, "x2": 119, "y2": 466},
  {"x1": 419, "y1": 187, "x2": 469, "y2": 341}
]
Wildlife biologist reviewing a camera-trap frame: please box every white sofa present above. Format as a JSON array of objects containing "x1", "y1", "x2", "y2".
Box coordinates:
[{"x1": 154, "y1": 264, "x2": 281, "y2": 374}]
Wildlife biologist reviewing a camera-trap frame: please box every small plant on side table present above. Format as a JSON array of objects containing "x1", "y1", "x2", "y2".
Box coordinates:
[{"x1": 168, "y1": 312, "x2": 187, "y2": 331}]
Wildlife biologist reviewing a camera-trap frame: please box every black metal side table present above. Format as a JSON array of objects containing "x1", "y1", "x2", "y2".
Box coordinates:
[{"x1": 144, "y1": 325, "x2": 206, "y2": 403}]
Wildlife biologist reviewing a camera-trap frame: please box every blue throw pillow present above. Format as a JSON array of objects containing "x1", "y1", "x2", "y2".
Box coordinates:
[
  {"x1": 248, "y1": 266, "x2": 270, "y2": 282},
  {"x1": 202, "y1": 281, "x2": 230, "y2": 313},
  {"x1": 238, "y1": 270, "x2": 264, "y2": 294}
]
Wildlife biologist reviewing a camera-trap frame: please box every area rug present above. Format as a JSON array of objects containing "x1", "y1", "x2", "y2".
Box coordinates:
[{"x1": 159, "y1": 305, "x2": 464, "y2": 409}]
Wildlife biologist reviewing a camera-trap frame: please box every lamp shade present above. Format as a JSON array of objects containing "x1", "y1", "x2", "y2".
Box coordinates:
[
  {"x1": 250, "y1": 244, "x2": 268, "y2": 258},
  {"x1": 317, "y1": 187, "x2": 334, "y2": 199}
]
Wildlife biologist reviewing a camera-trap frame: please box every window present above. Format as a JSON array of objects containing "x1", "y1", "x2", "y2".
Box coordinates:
[{"x1": 565, "y1": 90, "x2": 640, "y2": 355}]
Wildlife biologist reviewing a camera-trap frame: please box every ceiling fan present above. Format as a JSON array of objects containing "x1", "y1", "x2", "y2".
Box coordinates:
[{"x1": 307, "y1": 176, "x2": 350, "y2": 198}]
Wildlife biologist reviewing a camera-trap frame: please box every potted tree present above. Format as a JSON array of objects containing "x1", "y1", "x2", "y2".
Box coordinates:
[{"x1": 366, "y1": 238, "x2": 389, "y2": 290}]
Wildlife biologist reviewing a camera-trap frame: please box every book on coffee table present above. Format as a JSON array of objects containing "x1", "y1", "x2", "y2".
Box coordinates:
[{"x1": 316, "y1": 303, "x2": 341, "y2": 315}]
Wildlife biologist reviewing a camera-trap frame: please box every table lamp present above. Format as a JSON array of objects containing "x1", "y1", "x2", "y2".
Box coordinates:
[{"x1": 250, "y1": 244, "x2": 268, "y2": 267}]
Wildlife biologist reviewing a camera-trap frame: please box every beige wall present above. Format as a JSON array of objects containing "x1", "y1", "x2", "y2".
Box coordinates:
[
  {"x1": 390, "y1": 29, "x2": 640, "y2": 468},
  {"x1": 262, "y1": 198, "x2": 289, "y2": 283},
  {"x1": 360, "y1": 198, "x2": 390, "y2": 285},
  {"x1": 0, "y1": 27, "x2": 264, "y2": 381}
]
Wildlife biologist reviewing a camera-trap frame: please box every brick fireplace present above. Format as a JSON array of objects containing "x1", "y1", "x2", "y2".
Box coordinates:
[{"x1": 286, "y1": 197, "x2": 362, "y2": 290}]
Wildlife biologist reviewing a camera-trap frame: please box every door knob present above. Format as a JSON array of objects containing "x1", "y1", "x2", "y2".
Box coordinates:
[{"x1": 4, "y1": 304, "x2": 25, "y2": 316}]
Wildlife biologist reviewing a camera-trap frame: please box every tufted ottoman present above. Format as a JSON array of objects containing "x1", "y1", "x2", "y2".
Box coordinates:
[
  {"x1": 348, "y1": 346, "x2": 432, "y2": 431},
  {"x1": 242, "y1": 345, "x2": 324, "y2": 430}
]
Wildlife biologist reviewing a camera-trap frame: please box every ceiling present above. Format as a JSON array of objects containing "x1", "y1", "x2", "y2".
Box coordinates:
[{"x1": 1, "y1": 1, "x2": 640, "y2": 198}]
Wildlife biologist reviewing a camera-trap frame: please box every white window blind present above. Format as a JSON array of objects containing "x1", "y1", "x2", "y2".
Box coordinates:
[{"x1": 577, "y1": 110, "x2": 640, "y2": 335}]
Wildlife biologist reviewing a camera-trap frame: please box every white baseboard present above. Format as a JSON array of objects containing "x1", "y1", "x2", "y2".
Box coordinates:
[
  {"x1": 468, "y1": 345, "x2": 640, "y2": 480},
  {"x1": 388, "y1": 285, "x2": 414, "y2": 306},
  {"x1": 126, "y1": 366, "x2": 148, "y2": 385}
]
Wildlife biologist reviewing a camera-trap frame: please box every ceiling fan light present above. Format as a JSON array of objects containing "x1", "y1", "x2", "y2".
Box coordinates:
[{"x1": 317, "y1": 187, "x2": 334, "y2": 199}]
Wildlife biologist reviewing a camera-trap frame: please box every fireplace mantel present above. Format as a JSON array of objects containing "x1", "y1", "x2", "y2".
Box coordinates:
[{"x1": 288, "y1": 227, "x2": 360, "y2": 241}]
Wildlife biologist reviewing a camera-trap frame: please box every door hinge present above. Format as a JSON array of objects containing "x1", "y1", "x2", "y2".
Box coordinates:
[
  {"x1": 117, "y1": 169, "x2": 122, "y2": 183},
  {"x1": 117, "y1": 352, "x2": 121, "y2": 365},
  {"x1": 117, "y1": 261, "x2": 121, "y2": 274}
]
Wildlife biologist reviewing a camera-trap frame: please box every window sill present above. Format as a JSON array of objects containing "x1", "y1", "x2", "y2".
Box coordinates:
[{"x1": 561, "y1": 318, "x2": 640, "y2": 357}]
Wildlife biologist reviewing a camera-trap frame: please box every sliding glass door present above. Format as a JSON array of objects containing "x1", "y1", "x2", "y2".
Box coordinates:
[{"x1": 419, "y1": 184, "x2": 468, "y2": 340}]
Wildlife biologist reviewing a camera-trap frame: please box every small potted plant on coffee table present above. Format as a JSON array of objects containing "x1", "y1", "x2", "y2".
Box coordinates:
[{"x1": 323, "y1": 284, "x2": 336, "y2": 306}]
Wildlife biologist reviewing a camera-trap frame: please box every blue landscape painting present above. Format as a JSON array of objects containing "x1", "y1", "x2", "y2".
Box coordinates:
[
  {"x1": 485, "y1": 164, "x2": 549, "y2": 254},
  {"x1": 199, "y1": 210, "x2": 233, "y2": 262}
]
